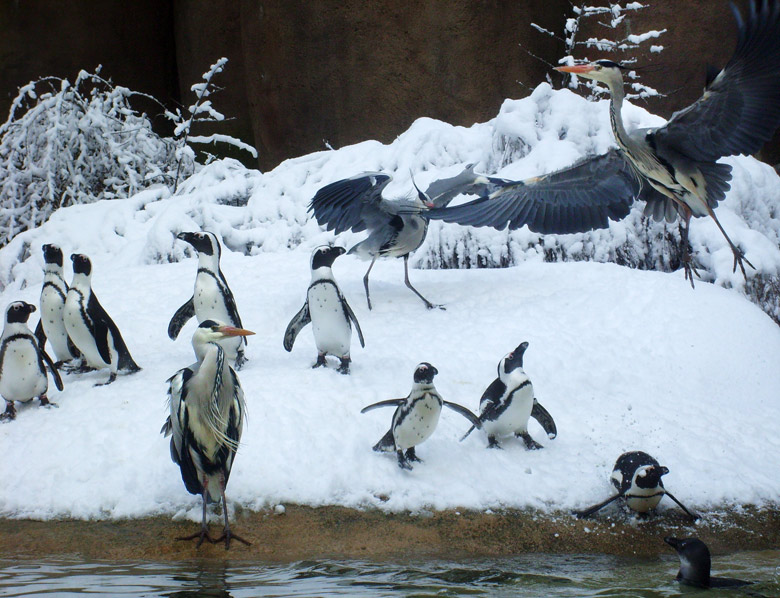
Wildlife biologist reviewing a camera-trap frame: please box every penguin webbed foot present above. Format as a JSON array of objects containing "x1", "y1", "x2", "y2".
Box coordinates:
[
  {"x1": 94, "y1": 372, "x2": 117, "y2": 387},
  {"x1": 1, "y1": 402, "x2": 16, "y2": 422},
  {"x1": 517, "y1": 431, "x2": 543, "y2": 450},
  {"x1": 396, "y1": 451, "x2": 414, "y2": 470},
  {"x1": 405, "y1": 448, "x2": 423, "y2": 463},
  {"x1": 337, "y1": 357, "x2": 351, "y2": 375},
  {"x1": 487, "y1": 436, "x2": 503, "y2": 449},
  {"x1": 38, "y1": 396, "x2": 58, "y2": 409},
  {"x1": 312, "y1": 354, "x2": 327, "y2": 369}
]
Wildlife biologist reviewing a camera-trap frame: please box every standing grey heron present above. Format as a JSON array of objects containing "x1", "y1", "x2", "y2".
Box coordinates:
[
  {"x1": 426, "y1": 0, "x2": 780, "y2": 284},
  {"x1": 308, "y1": 167, "x2": 487, "y2": 309},
  {"x1": 161, "y1": 319, "x2": 254, "y2": 549}
]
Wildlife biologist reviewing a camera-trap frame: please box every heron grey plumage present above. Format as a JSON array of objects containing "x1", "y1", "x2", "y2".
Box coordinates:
[
  {"x1": 308, "y1": 168, "x2": 483, "y2": 309},
  {"x1": 426, "y1": 0, "x2": 780, "y2": 285},
  {"x1": 161, "y1": 319, "x2": 254, "y2": 549}
]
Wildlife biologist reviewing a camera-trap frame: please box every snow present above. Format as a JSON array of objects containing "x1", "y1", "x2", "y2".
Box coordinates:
[{"x1": 0, "y1": 84, "x2": 779, "y2": 522}]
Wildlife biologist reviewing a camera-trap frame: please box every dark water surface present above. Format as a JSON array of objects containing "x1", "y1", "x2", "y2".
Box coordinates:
[{"x1": 1, "y1": 551, "x2": 778, "y2": 597}]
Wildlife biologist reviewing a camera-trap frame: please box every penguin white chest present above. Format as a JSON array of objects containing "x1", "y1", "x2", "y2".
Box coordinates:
[
  {"x1": 482, "y1": 381, "x2": 534, "y2": 438},
  {"x1": 308, "y1": 282, "x2": 351, "y2": 356},
  {"x1": 194, "y1": 274, "x2": 231, "y2": 321},
  {"x1": 40, "y1": 284, "x2": 71, "y2": 360},
  {"x1": 393, "y1": 392, "x2": 442, "y2": 451},
  {"x1": 64, "y1": 290, "x2": 111, "y2": 368},
  {"x1": 0, "y1": 338, "x2": 46, "y2": 401}
]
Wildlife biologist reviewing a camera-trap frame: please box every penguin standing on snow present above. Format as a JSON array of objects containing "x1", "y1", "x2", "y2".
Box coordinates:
[
  {"x1": 664, "y1": 537, "x2": 752, "y2": 589},
  {"x1": 461, "y1": 341, "x2": 557, "y2": 450},
  {"x1": 168, "y1": 232, "x2": 247, "y2": 369},
  {"x1": 1, "y1": 301, "x2": 63, "y2": 421},
  {"x1": 283, "y1": 246, "x2": 365, "y2": 374},
  {"x1": 64, "y1": 254, "x2": 141, "y2": 386},
  {"x1": 34, "y1": 244, "x2": 81, "y2": 368},
  {"x1": 574, "y1": 451, "x2": 699, "y2": 520},
  {"x1": 361, "y1": 363, "x2": 480, "y2": 470}
]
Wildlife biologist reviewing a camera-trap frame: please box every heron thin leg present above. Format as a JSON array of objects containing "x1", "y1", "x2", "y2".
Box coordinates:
[
  {"x1": 214, "y1": 477, "x2": 250, "y2": 549},
  {"x1": 177, "y1": 489, "x2": 215, "y2": 547},
  {"x1": 678, "y1": 209, "x2": 700, "y2": 288},
  {"x1": 403, "y1": 255, "x2": 444, "y2": 310},
  {"x1": 363, "y1": 256, "x2": 377, "y2": 310},
  {"x1": 706, "y1": 206, "x2": 755, "y2": 279}
]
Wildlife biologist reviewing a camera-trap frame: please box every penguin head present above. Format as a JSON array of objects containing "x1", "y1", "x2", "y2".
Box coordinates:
[
  {"x1": 178, "y1": 231, "x2": 221, "y2": 259},
  {"x1": 70, "y1": 254, "x2": 92, "y2": 276},
  {"x1": 5, "y1": 301, "x2": 36, "y2": 324},
  {"x1": 311, "y1": 245, "x2": 346, "y2": 270},
  {"x1": 42, "y1": 244, "x2": 64, "y2": 267},
  {"x1": 500, "y1": 341, "x2": 529, "y2": 377},
  {"x1": 664, "y1": 537, "x2": 711, "y2": 587},
  {"x1": 413, "y1": 362, "x2": 438, "y2": 384},
  {"x1": 633, "y1": 463, "x2": 669, "y2": 489}
]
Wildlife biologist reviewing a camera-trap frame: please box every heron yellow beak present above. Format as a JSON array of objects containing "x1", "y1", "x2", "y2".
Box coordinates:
[
  {"x1": 555, "y1": 64, "x2": 595, "y2": 74},
  {"x1": 219, "y1": 326, "x2": 255, "y2": 337}
]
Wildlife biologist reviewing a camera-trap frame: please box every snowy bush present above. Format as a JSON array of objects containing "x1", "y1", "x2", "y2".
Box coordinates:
[{"x1": 0, "y1": 69, "x2": 184, "y2": 246}]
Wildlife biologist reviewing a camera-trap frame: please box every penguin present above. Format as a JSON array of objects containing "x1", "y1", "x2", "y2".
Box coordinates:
[
  {"x1": 460, "y1": 341, "x2": 557, "y2": 450},
  {"x1": 168, "y1": 231, "x2": 247, "y2": 369},
  {"x1": 34, "y1": 244, "x2": 81, "y2": 368},
  {"x1": 64, "y1": 254, "x2": 141, "y2": 386},
  {"x1": 283, "y1": 245, "x2": 365, "y2": 374},
  {"x1": 574, "y1": 451, "x2": 699, "y2": 520},
  {"x1": 361, "y1": 363, "x2": 481, "y2": 470},
  {"x1": 664, "y1": 537, "x2": 752, "y2": 589},
  {"x1": 1, "y1": 301, "x2": 63, "y2": 421}
]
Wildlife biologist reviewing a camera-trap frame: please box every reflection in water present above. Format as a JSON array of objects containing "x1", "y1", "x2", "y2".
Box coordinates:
[{"x1": 0, "y1": 551, "x2": 778, "y2": 597}]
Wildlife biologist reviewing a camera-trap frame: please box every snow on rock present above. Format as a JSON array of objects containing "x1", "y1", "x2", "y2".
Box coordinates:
[{"x1": 0, "y1": 84, "x2": 779, "y2": 520}]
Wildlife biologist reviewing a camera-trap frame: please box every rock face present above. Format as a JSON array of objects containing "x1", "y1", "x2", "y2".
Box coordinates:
[{"x1": 1, "y1": 0, "x2": 778, "y2": 170}]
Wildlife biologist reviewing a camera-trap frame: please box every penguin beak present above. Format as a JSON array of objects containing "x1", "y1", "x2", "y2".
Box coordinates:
[
  {"x1": 660, "y1": 466, "x2": 670, "y2": 476},
  {"x1": 27, "y1": 304, "x2": 37, "y2": 314},
  {"x1": 218, "y1": 325, "x2": 255, "y2": 337},
  {"x1": 177, "y1": 232, "x2": 194, "y2": 242},
  {"x1": 664, "y1": 536, "x2": 681, "y2": 549},
  {"x1": 332, "y1": 246, "x2": 346, "y2": 257}
]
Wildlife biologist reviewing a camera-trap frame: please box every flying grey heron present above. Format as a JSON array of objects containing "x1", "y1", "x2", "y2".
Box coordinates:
[
  {"x1": 161, "y1": 319, "x2": 254, "y2": 549},
  {"x1": 426, "y1": 0, "x2": 780, "y2": 285},
  {"x1": 308, "y1": 167, "x2": 488, "y2": 309}
]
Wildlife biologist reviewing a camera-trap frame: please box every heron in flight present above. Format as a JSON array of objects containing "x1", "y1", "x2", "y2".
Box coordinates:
[
  {"x1": 161, "y1": 319, "x2": 254, "y2": 549},
  {"x1": 308, "y1": 167, "x2": 487, "y2": 309},
  {"x1": 426, "y1": 0, "x2": 780, "y2": 284}
]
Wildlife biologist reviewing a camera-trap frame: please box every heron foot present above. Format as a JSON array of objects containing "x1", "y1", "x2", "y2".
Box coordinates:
[
  {"x1": 425, "y1": 302, "x2": 446, "y2": 311},
  {"x1": 214, "y1": 529, "x2": 251, "y2": 550},
  {"x1": 731, "y1": 245, "x2": 755, "y2": 279},
  {"x1": 177, "y1": 529, "x2": 217, "y2": 548}
]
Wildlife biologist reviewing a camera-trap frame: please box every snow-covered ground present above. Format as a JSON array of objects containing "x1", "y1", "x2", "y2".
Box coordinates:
[{"x1": 1, "y1": 84, "x2": 779, "y2": 521}]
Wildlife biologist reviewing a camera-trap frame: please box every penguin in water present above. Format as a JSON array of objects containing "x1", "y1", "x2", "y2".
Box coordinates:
[
  {"x1": 34, "y1": 244, "x2": 81, "y2": 369},
  {"x1": 1, "y1": 301, "x2": 63, "y2": 421},
  {"x1": 168, "y1": 232, "x2": 247, "y2": 369},
  {"x1": 664, "y1": 537, "x2": 752, "y2": 589},
  {"x1": 361, "y1": 363, "x2": 481, "y2": 470},
  {"x1": 64, "y1": 254, "x2": 141, "y2": 386},
  {"x1": 283, "y1": 246, "x2": 365, "y2": 374},
  {"x1": 460, "y1": 341, "x2": 557, "y2": 450},
  {"x1": 574, "y1": 451, "x2": 699, "y2": 520}
]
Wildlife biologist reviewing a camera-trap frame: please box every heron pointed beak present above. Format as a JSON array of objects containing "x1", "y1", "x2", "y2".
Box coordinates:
[
  {"x1": 555, "y1": 64, "x2": 595, "y2": 74},
  {"x1": 218, "y1": 326, "x2": 255, "y2": 337}
]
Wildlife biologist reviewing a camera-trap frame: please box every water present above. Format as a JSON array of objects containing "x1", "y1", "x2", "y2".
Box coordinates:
[{"x1": 0, "y1": 552, "x2": 778, "y2": 597}]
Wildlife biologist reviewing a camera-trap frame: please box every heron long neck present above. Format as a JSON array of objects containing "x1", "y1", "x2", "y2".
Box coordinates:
[{"x1": 606, "y1": 79, "x2": 632, "y2": 153}]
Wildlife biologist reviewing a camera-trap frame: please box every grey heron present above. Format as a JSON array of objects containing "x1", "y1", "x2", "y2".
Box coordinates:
[
  {"x1": 161, "y1": 319, "x2": 254, "y2": 549},
  {"x1": 308, "y1": 167, "x2": 488, "y2": 309},
  {"x1": 426, "y1": 0, "x2": 780, "y2": 285}
]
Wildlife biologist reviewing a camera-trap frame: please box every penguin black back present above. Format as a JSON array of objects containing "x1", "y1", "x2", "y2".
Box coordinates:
[{"x1": 612, "y1": 451, "x2": 667, "y2": 494}]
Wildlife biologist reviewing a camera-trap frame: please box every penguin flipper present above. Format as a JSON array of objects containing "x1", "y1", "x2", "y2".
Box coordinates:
[
  {"x1": 663, "y1": 489, "x2": 700, "y2": 521},
  {"x1": 168, "y1": 297, "x2": 195, "y2": 340},
  {"x1": 219, "y1": 277, "x2": 246, "y2": 346},
  {"x1": 531, "y1": 398, "x2": 557, "y2": 439},
  {"x1": 443, "y1": 401, "x2": 482, "y2": 427},
  {"x1": 343, "y1": 299, "x2": 365, "y2": 348},
  {"x1": 34, "y1": 319, "x2": 47, "y2": 349},
  {"x1": 460, "y1": 424, "x2": 477, "y2": 442},
  {"x1": 573, "y1": 493, "x2": 621, "y2": 519},
  {"x1": 283, "y1": 302, "x2": 311, "y2": 352},
  {"x1": 87, "y1": 293, "x2": 140, "y2": 372},
  {"x1": 67, "y1": 336, "x2": 81, "y2": 360},
  {"x1": 372, "y1": 428, "x2": 396, "y2": 452},
  {"x1": 360, "y1": 398, "x2": 405, "y2": 413},
  {"x1": 93, "y1": 318, "x2": 112, "y2": 365},
  {"x1": 40, "y1": 347, "x2": 64, "y2": 391}
]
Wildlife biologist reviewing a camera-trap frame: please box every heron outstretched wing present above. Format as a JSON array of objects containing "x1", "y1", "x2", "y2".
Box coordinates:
[
  {"x1": 653, "y1": 1, "x2": 780, "y2": 162},
  {"x1": 308, "y1": 173, "x2": 395, "y2": 234},
  {"x1": 426, "y1": 149, "x2": 640, "y2": 234}
]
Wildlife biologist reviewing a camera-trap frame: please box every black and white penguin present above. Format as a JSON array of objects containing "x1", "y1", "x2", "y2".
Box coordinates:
[
  {"x1": 664, "y1": 537, "x2": 752, "y2": 589},
  {"x1": 283, "y1": 246, "x2": 365, "y2": 374},
  {"x1": 34, "y1": 244, "x2": 81, "y2": 368},
  {"x1": 574, "y1": 451, "x2": 699, "y2": 520},
  {"x1": 361, "y1": 363, "x2": 481, "y2": 470},
  {"x1": 168, "y1": 232, "x2": 247, "y2": 369},
  {"x1": 1, "y1": 301, "x2": 63, "y2": 421},
  {"x1": 461, "y1": 341, "x2": 557, "y2": 450},
  {"x1": 64, "y1": 254, "x2": 141, "y2": 386}
]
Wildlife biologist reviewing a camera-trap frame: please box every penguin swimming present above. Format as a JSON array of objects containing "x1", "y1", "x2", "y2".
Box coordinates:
[
  {"x1": 361, "y1": 363, "x2": 481, "y2": 470},
  {"x1": 664, "y1": 537, "x2": 752, "y2": 589},
  {"x1": 169, "y1": 232, "x2": 247, "y2": 369},
  {"x1": 283, "y1": 246, "x2": 365, "y2": 374},
  {"x1": 460, "y1": 341, "x2": 557, "y2": 450},
  {"x1": 574, "y1": 451, "x2": 699, "y2": 520},
  {"x1": 1, "y1": 301, "x2": 63, "y2": 421},
  {"x1": 64, "y1": 254, "x2": 141, "y2": 386},
  {"x1": 34, "y1": 244, "x2": 81, "y2": 368}
]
